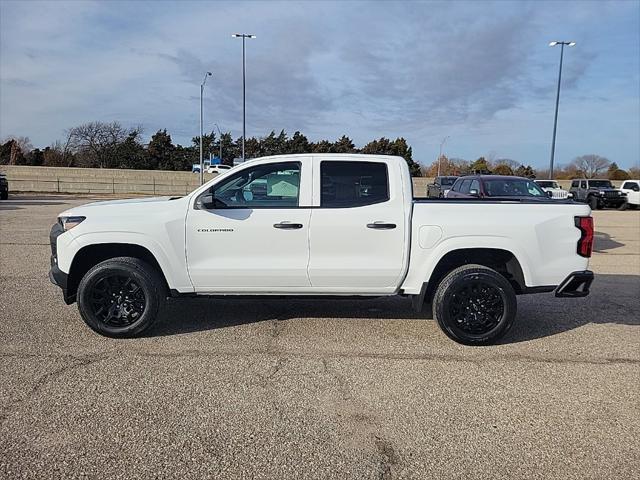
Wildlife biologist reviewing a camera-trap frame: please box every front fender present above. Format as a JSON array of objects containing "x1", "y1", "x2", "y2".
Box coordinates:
[{"x1": 61, "y1": 231, "x2": 194, "y2": 292}]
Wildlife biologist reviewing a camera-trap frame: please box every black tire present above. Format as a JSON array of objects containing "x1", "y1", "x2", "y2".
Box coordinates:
[
  {"x1": 77, "y1": 256, "x2": 166, "y2": 337},
  {"x1": 0, "y1": 191, "x2": 7, "y2": 200},
  {"x1": 588, "y1": 196, "x2": 598, "y2": 210},
  {"x1": 618, "y1": 202, "x2": 628, "y2": 211},
  {"x1": 432, "y1": 264, "x2": 517, "y2": 346}
]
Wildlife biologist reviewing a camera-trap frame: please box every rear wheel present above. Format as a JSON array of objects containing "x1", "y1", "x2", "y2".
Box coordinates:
[
  {"x1": 77, "y1": 257, "x2": 165, "y2": 337},
  {"x1": 432, "y1": 264, "x2": 517, "y2": 346},
  {"x1": 0, "y1": 191, "x2": 7, "y2": 200}
]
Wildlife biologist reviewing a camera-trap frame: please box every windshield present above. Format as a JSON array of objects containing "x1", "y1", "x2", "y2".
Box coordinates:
[
  {"x1": 536, "y1": 181, "x2": 559, "y2": 189},
  {"x1": 589, "y1": 180, "x2": 613, "y2": 188},
  {"x1": 484, "y1": 179, "x2": 546, "y2": 197},
  {"x1": 439, "y1": 177, "x2": 457, "y2": 186}
]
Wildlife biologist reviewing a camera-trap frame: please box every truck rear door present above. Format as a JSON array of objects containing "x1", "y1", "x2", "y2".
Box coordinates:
[{"x1": 307, "y1": 158, "x2": 408, "y2": 293}]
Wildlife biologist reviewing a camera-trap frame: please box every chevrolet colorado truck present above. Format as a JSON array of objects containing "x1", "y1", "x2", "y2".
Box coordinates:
[{"x1": 49, "y1": 154, "x2": 594, "y2": 345}]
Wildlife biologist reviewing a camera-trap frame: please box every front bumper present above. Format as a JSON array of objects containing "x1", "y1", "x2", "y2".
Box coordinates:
[
  {"x1": 49, "y1": 222, "x2": 75, "y2": 304},
  {"x1": 555, "y1": 270, "x2": 594, "y2": 298}
]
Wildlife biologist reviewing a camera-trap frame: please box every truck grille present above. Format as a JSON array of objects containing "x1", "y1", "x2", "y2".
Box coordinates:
[
  {"x1": 604, "y1": 191, "x2": 621, "y2": 198},
  {"x1": 549, "y1": 190, "x2": 569, "y2": 199}
]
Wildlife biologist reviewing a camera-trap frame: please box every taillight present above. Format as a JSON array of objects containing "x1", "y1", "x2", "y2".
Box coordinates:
[{"x1": 575, "y1": 216, "x2": 594, "y2": 258}]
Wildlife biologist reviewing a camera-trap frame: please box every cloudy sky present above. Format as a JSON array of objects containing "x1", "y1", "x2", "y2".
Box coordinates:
[{"x1": 1, "y1": 0, "x2": 638, "y2": 169}]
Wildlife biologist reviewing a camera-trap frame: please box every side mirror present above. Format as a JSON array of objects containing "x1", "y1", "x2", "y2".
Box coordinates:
[
  {"x1": 199, "y1": 193, "x2": 215, "y2": 210},
  {"x1": 634, "y1": 186, "x2": 640, "y2": 192},
  {"x1": 469, "y1": 188, "x2": 479, "y2": 196}
]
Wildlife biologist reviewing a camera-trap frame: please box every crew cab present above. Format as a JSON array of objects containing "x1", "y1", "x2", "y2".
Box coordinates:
[
  {"x1": 569, "y1": 179, "x2": 626, "y2": 210},
  {"x1": 49, "y1": 154, "x2": 594, "y2": 345}
]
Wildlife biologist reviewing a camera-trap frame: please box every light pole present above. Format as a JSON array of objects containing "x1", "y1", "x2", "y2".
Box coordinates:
[
  {"x1": 213, "y1": 123, "x2": 223, "y2": 163},
  {"x1": 200, "y1": 71, "x2": 212, "y2": 185},
  {"x1": 548, "y1": 41, "x2": 575, "y2": 179},
  {"x1": 437, "y1": 136, "x2": 450, "y2": 177},
  {"x1": 232, "y1": 33, "x2": 256, "y2": 162}
]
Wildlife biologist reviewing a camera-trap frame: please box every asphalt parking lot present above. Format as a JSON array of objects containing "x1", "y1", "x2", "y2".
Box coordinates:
[{"x1": 1, "y1": 194, "x2": 638, "y2": 479}]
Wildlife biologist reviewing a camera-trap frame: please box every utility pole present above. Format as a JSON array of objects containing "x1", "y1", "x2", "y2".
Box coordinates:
[
  {"x1": 548, "y1": 41, "x2": 575, "y2": 179},
  {"x1": 232, "y1": 34, "x2": 256, "y2": 161},
  {"x1": 437, "y1": 136, "x2": 450, "y2": 177},
  {"x1": 199, "y1": 71, "x2": 212, "y2": 185}
]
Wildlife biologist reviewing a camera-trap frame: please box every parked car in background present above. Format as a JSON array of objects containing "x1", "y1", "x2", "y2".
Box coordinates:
[
  {"x1": 569, "y1": 179, "x2": 626, "y2": 210},
  {"x1": 534, "y1": 180, "x2": 571, "y2": 199},
  {"x1": 206, "y1": 164, "x2": 232, "y2": 174},
  {"x1": 192, "y1": 161, "x2": 211, "y2": 173},
  {"x1": 0, "y1": 173, "x2": 8, "y2": 200},
  {"x1": 620, "y1": 180, "x2": 640, "y2": 209},
  {"x1": 446, "y1": 175, "x2": 549, "y2": 200},
  {"x1": 49, "y1": 154, "x2": 594, "y2": 346},
  {"x1": 427, "y1": 176, "x2": 458, "y2": 198}
]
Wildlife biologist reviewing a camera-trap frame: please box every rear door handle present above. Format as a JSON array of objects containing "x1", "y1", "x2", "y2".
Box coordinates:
[
  {"x1": 274, "y1": 222, "x2": 303, "y2": 229},
  {"x1": 367, "y1": 222, "x2": 396, "y2": 230}
]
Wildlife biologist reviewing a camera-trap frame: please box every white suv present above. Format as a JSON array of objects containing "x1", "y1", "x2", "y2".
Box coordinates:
[
  {"x1": 620, "y1": 180, "x2": 640, "y2": 209},
  {"x1": 206, "y1": 164, "x2": 232, "y2": 174},
  {"x1": 534, "y1": 180, "x2": 571, "y2": 199}
]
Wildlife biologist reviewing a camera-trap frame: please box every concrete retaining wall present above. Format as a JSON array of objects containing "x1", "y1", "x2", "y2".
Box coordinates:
[{"x1": 1, "y1": 165, "x2": 615, "y2": 197}]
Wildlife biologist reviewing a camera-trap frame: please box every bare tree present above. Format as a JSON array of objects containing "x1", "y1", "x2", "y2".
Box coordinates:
[
  {"x1": 571, "y1": 154, "x2": 611, "y2": 179},
  {"x1": 67, "y1": 121, "x2": 142, "y2": 168}
]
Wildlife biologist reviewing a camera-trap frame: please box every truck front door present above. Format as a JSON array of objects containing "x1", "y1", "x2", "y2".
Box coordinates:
[{"x1": 186, "y1": 160, "x2": 312, "y2": 291}]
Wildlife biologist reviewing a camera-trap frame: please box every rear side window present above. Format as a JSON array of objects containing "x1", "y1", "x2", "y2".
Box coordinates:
[
  {"x1": 321, "y1": 161, "x2": 389, "y2": 207},
  {"x1": 581, "y1": 181, "x2": 587, "y2": 188}
]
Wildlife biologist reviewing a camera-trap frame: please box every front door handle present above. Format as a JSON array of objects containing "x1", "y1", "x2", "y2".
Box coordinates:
[
  {"x1": 367, "y1": 222, "x2": 397, "y2": 230},
  {"x1": 274, "y1": 222, "x2": 303, "y2": 229}
]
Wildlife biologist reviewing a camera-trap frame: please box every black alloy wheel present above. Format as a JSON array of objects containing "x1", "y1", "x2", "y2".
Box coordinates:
[
  {"x1": 77, "y1": 257, "x2": 165, "y2": 337},
  {"x1": 433, "y1": 264, "x2": 517, "y2": 345},
  {"x1": 448, "y1": 281, "x2": 505, "y2": 335},
  {"x1": 89, "y1": 274, "x2": 147, "y2": 328}
]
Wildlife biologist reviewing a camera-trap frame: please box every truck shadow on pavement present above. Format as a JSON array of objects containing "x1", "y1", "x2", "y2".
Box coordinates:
[
  {"x1": 147, "y1": 274, "x2": 640, "y2": 344},
  {"x1": 594, "y1": 231, "x2": 625, "y2": 253}
]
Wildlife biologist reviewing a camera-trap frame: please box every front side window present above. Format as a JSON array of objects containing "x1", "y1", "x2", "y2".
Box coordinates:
[
  {"x1": 581, "y1": 181, "x2": 587, "y2": 188},
  {"x1": 571, "y1": 180, "x2": 579, "y2": 188},
  {"x1": 321, "y1": 161, "x2": 389, "y2": 207},
  {"x1": 469, "y1": 179, "x2": 480, "y2": 193},
  {"x1": 212, "y1": 161, "x2": 300, "y2": 208},
  {"x1": 459, "y1": 179, "x2": 472, "y2": 194}
]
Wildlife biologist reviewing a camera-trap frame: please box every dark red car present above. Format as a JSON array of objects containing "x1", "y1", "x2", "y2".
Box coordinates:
[{"x1": 446, "y1": 175, "x2": 549, "y2": 199}]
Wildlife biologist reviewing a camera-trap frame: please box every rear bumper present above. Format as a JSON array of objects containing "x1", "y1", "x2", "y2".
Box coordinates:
[{"x1": 555, "y1": 270, "x2": 594, "y2": 298}]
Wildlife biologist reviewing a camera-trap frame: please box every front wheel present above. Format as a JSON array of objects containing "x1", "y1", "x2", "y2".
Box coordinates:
[
  {"x1": 77, "y1": 257, "x2": 166, "y2": 337},
  {"x1": 588, "y1": 196, "x2": 598, "y2": 210},
  {"x1": 433, "y1": 264, "x2": 517, "y2": 346},
  {"x1": 618, "y1": 202, "x2": 629, "y2": 211}
]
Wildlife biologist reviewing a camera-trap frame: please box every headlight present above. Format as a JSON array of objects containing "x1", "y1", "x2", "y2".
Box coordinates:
[
  {"x1": 58, "y1": 216, "x2": 86, "y2": 231},
  {"x1": 599, "y1": 191, "x2": 605, "y2": 196}
]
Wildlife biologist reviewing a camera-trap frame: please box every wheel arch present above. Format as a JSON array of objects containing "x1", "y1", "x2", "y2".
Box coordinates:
[
  {"x1": 421, "y1": 247, "x2": 527, "y2": 305},
  {"x1": 67, "y1": 243, "x2": 170, "y2": 302}
]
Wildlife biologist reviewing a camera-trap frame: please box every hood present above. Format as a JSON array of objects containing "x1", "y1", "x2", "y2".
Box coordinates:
[
  {"x1": 76, "y1": 196, "x2": 177, "y2": 208},
  {"x1": 58, "y1": 195, "x2": 182, "y2": 218}
]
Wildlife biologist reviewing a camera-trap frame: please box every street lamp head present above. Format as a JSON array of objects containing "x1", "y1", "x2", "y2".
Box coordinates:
[
  {"x1": 207, "y1": 71, "x2": 212, "y2": 76},
  {"x1": 549, "y1": 41, "x2": 559, "y2": 46},
  {"x1": 568, "y1": 42, "x2": 576, "y2": 46},
  {"x1": 232, "y1": 33, "x2": 256, "y2": 38}
]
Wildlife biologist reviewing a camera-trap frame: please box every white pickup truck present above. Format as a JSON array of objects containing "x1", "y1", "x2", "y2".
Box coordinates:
[{"x1": 50, "y1": 154, "x2": 594, "y2": 345}]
